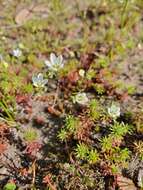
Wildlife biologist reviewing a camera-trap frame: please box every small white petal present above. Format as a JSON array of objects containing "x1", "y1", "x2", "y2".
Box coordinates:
[
  {"x1": 42, "y1": 79, "x2": 48, "y2": 86},
  {"x1": 45, "y1": 60, "x2": 52, "y2": 67},
  {"x1": 12, "y1": 48, "x2": 22, "y2": 57},
  {"x1": 32, "y1": 73, "x2": 48, "y2": 88},
  {"x1": 108, "y1": 103, "x2": 120, "y2": 118},
  {"x1": 32, "y1": 75, "x2": 36, "y2": 83},
  {"x1": 50, "y1": 53, "x2": 57, "y2": 65},
  {"x1": 57, "y1": 55, "x2": 63, "y2": 65},
  {"x1": 79, "y1": 69, "x2": 85, "y2": 77},
  {"x1": 37, "y1": 73, "x2": 43, "y2": 81}
]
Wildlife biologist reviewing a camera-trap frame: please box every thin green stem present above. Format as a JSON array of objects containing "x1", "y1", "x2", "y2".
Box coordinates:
[{"x1": 121, "y1": 0, "x2": 129, "y2": 28}]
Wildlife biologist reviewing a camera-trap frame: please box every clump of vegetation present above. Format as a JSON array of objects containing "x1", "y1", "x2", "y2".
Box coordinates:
[
  {"x1": 23, "y1": 128, "x2": 38, "y2": 142},
  {"x1": 0, "y1": 0, "x2": 143, "y2": 189}
]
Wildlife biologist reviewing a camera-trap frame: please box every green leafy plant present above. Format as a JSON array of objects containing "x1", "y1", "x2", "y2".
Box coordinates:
[
  {"x1": 101, "y1": 136, "x2": 113, "y2": 153},
  {"x1": 97, "y1": 56, "x2": 109, "y2": 68},
  {"x1": 58, "y1": 115, "x2": 80, "y2": 141},
  {"x1": 86, "y1": 69, "x2": 96, "y2": 80},
  {"x1": 24, "y1": 128, "x2": 38, "y2": 142},
  {"x1": 75, "y1": 143, "x2": 99, "y2": 164},
  {"x1": 89, "y1": 99, "x2": 101, "y2": 120},
  {"x1": 110, "y1": 122, "x2": 132, "y2": 139},
  {"x1": 65, "y1": 115, "x2": 80, "y2": 133},
  {"x1": 3, "y1": 182, "x2": 16, "y2": 190},
  {"x1": 58, "y1": 128, "x2": 68, "y2": 142},
  {"x1": 126, "y1": 84, "x2": 136, "y2": 95},
  {"x1": 75, "y1": 143, "x2": 89, "y2": 160},
  {"x1": 111, "y1": 147, "x2": 130, "y2": 168},
  {"x1": 92, "y1": 83, "x2": 105, "y2": 95},
  {"x1": 88, "y1": 149, "x2": 99, "y2": 164}
]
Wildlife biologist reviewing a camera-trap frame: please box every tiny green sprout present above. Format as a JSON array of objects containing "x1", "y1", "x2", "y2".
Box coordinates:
[
  {"x1": 89, "y1": 99, "x2": 101, "y2": 120},
  {"x1": 75, "y1": 143, "x2": 89, "y2": 160},
  {"x1": 65, "y1": 115, "x2": 79, "y2": 133},
  {"x1": 126, "y1": 85, "x2": 136, "y2": 95},
  {"x1": 32, "y1": 73, "x2": 48, "y2": 88},
  {"x1": 58, "y1": 129, "x2": 68, "y2": 142},
  {"x1": 86, "y1": 69, "x2": 96, "y2": 80},
  {"x1": 119, "y1": 148, "x2": 130, "y2": 162},
  {"x1": 110, "y1": 122, "x2": 132, "y2": 139},
  {"x1": 72, "y1": 92, "x2": 89, "y2": 105},
  {"x1": 88, "y1": 149, "x2": 99, "y2": 164},
  {"x1": 24, "y1": 128, "x2": 38, "y2": 142},
  {"x1": 45, "y1": 53, "x2": 64, "y2": 72},
  {"x1": 111, "y1": 147, "x2": 130, "y2": 168},
  {"x1": 101, "y1": 136, "x2": 113, "y2": 152},
  {"x1": 111, "y1": 164, "x2": 119, "y2": 174},
  {"x1": 108, "y1": 102, "x2": 120, "y2": 119},
  {"x1": 93, "y1": 83, "x2": 105, "y2": 95},
  {"x1": 97, "y1": 56, "x2": 109, "y2": 68},
  {"x1": 4, "y1": 182, "x2": 16, "y2": 190}
]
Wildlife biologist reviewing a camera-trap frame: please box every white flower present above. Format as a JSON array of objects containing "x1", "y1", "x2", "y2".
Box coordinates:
[
  {"x1": 32, "y1": 73, "x2": 48, "y2": 88},
  {"x1": 108, "y1": 102, "x2": 120, "y2": 119},
  {"x1": 72, "y1": 92, "x2": 89, "y2": 105},
  {"x1": 79, "y1": 69, "x2": 85, "y2": 77},
  {"x1": 45, "y1": 53, "x2": 64, "y2": 71},
  {"x1": 12, "y1": 48, "x2": 22, "y2": 57}
]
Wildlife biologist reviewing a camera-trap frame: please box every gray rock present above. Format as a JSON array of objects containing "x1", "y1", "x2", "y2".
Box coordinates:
[{"x1": 137, "y1": 168, "x2": 143, "y2": 188}]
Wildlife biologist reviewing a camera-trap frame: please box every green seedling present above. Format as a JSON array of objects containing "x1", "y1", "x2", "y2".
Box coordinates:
[
  {"x1": 110, "y1": 122, "x2": 132, "y2": 139},
  {"x1": 24, "y1": 128, "x2": 38, "y2": 142},
  {"x1": 88, "y1": 149, "x2": 99, "y2": 164},
  {"x1": 89, "y1": 99, "x2": 101, "y2": 120},
  {"x1": 3, "y1": 182, "x2": 16, "y2": 190},
  {"x1": 65, "y1": 115, "x2": 79, "y2": 133},
  {"x1": 58, "y1": 128, "x2": 68, "y2": 142},
  {"x1": 75, "y1": 143, "x2": 89, "y2": 160}
]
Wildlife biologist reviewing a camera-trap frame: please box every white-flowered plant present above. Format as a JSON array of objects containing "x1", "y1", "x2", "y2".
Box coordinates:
[
  {"x1": 108, "y1": 102, "x2": 120, "y2": 119},
  {"x1": 79, "y1": 69, "x2": 85, "y2": 77},
  {"x1": 32, "y1": 73, "x2": 48, "y2": 88},
  {"x1": 45, "y1": 53, "x2": 64, "y2": 72},
  {"x1": 72, "y1": 92, "x2": 89, "y2": 105},
  {"x1": 12, "y1": 48, "x2": 22, "y2": 57}
]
